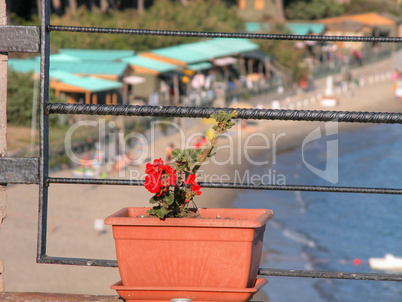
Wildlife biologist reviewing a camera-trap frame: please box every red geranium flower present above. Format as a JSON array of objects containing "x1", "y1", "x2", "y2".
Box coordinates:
[
  {"x1": 191, "y1": 183, "x2": 202, "y2": 195},
  {"x1": 144, "y1": 172, "x2": 163, "y2": 194},
  {"x1": 145, "y1": 163, "x2": 154, "y2": 174},
  {"x1": 166, "y1": 170, "x2": 178, "y2": 186},
  {"x1": 145, "y1": 159, "x2": 178, "y2": 194},
  {"x1": 146, "y1": 158, "x2": 165, "y2": 174},
  {"x1": 184, "y1": 174, "x2": 196, "y2": 185},
  {"x1": 185, "y1": 174, "x2": 202, "y2": 195}
]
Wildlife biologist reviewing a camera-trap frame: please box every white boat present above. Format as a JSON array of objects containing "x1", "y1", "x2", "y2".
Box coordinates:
[
  {"x1": 369, "y1": 254, "x2": 402, "y2": 271},
  {"x1": 320, "y1": 97, "x2": 339, "y2": 107}
]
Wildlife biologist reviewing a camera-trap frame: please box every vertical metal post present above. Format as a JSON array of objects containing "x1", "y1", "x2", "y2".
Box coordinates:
[
  {"x1": 264, "y1": 58, "x2": 270, "y2": 80},
  {"x1": 173, "y1": 74, "x2": 179, "y2": 105},
  {"x1": 0, "y1": 0, "x2": 8, "y2": 292},
  {"x1": 37, "y1": 0, "x2": 50, "y2": 263}
]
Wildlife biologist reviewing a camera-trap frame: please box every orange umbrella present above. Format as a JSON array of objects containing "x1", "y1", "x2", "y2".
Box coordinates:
[{"x1": 229, "y1": 101, "x2": 254, "y2": 109}]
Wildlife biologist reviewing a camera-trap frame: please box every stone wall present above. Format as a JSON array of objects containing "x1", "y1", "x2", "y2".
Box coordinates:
[{"x1": 0, "y1": 0, "x2": 8, "y2": 292}]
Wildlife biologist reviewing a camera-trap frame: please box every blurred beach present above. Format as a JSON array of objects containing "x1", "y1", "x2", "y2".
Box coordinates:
[{"x1": 0, "y1": 57, "x2": 401, "y2": 299}]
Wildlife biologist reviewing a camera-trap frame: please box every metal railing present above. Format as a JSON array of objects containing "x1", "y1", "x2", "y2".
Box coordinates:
[
  {"x1": 1, "y1": 0, "x2": 402, "y2": 286},
  {"x1": 311, "y1": 46, "x2": 393, "y2": 80}
]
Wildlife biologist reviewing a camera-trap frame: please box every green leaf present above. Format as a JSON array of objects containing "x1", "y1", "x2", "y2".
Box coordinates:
[
  {"x1": 147, "y1": 207, "x2": 159, "y2": 216},
  {"x1": 176, "y1": 164, "x2": 186, "y2": 172},
  {"x1": 156, "y1": 207, "x2": 169, "y2": 219},
  {"x1": 147, "y1": 206, "x2": 169, "y2": 219},
  {"x1": 149, "y1": 196, "x2": 158, "y2": 204},
  {"x1": 189, "y1": 149, "x2": 202, "y2": 161},
  {"x1": 164, "y1": 193, "x2": 174, "y2": 205},
  {"x1": 172, "y1": 149, "x2": 181, "y2": 159}
]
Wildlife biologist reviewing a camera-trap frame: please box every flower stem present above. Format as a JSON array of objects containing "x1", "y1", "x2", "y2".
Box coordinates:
[{"x1": 191, "y1": 135, "x2": 217, "y2": 175}]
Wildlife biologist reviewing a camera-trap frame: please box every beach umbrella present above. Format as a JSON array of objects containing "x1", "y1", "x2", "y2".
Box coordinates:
[{"x1": 229, "y1": 101, "x2": 254, "y2": 109}]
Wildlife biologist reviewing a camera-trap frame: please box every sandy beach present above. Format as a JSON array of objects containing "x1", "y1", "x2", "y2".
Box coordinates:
[{"x1": 0, "y1": 57, "x2": 401, "y2": 299}]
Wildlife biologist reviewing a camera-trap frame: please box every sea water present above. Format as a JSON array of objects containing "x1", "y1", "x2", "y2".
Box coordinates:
[{"x1": 234, "y1": 124, "x2": 402, "y2": 302}]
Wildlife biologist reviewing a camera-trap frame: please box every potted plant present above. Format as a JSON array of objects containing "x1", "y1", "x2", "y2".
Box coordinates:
[{"x1": 105, "y1": 111, "x2": 274, "y2": 301}]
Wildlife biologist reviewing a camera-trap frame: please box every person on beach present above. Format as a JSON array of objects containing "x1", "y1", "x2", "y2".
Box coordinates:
[
  {"x1": 241, "y1": 120, "x2": 257, "y2": 133},
  {"x1": 165, "y1": 143, "x2": 174, "y2": 163},
  {"x1": 394, "y1": 81, "x2": 402, "y2": 103}
]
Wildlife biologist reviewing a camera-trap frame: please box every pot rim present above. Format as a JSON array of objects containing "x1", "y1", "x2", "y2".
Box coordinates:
[{"x1": 105, "y1": 207, "x2": 273, "y2": 228}]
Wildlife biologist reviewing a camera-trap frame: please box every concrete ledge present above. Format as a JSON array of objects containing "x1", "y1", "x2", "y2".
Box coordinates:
[
  {"x1": 0, "y1": 292, "x2": 122, "y2": 301},
  {"x1": 0, "y1": 293, "x2": 266, "y2": 301}
]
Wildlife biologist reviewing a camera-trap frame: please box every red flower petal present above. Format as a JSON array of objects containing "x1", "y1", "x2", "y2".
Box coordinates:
[
  {"x1": 185, "y1": 174, "x2": 196, "y2": 185},
  {"x1": 145, "y1": 163, "x2": 154, "y2": 174},
  {"x1": 144, "y1": 173, "x2": 162, "y2": 193}
]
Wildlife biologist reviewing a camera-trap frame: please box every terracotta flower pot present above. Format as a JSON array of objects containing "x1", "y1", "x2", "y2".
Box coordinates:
[{"x1": 105, "y1": 207, "x2": 273, "y2": 289}]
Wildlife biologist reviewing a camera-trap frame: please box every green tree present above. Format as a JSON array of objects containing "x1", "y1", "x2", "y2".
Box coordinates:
[
  {"x1": 7, "y1": 70, "x2": 37, "y2": 126},
  {"x1": 47, "y1": 0, "x2": 244, "y2": 52},
  {"x1": 285, "y1": 0, "x2": 345, "y2": 20},
  {"x1": 7, "y1": 69, "x2": 63, "y2": 126},
  {"x1": 254, "y1": 24, "x2": 308, "y2": 83},
  {"x1": 344, "y1": 0, "x2": 400, "y2": 15}
]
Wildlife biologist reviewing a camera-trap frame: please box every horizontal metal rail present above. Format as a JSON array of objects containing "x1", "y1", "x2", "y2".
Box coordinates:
[
  {"x1": 37, "y1": 255, "x2": 402, "y2": 282},
  {"x1": 258, "y1": 268, "x2": 402, "y2": 282},
  {"x1": 39, "y1": 255, "x2": 117, "y2": 267},
  {"x1": 48, "y1": 25, "x2": 402, "y2": 43},
  {"x1": 47, "y1": 177, "x2": 402, "y2": 195},
  {"x1": 46, "y1": 103, "x2": 402, "y2": 124}
]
